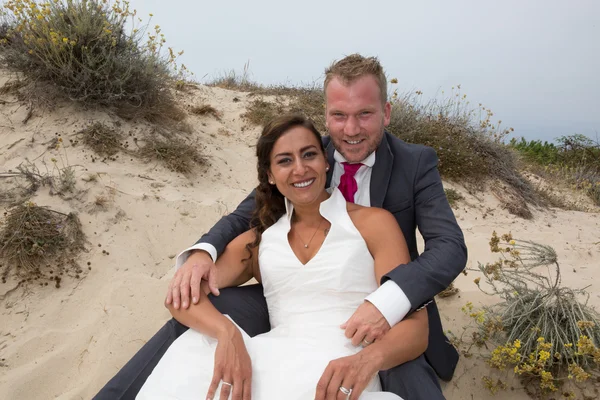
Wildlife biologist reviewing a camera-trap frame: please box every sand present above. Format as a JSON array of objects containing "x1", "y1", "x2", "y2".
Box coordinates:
[{"x1": 1, "y1": 70, "x2": 599, "y2": 400}]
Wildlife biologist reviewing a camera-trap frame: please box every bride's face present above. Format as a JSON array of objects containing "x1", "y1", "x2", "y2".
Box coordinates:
[{"x1": 268, "y1": 126, "x2": 328, "y2": 206}]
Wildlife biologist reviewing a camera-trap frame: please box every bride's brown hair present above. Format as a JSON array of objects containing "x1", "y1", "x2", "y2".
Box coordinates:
[{"x1": 245, "y1": 114, "x2": 325, "y2": 258}]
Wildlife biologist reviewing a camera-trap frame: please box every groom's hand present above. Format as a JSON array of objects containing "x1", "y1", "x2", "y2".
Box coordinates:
[
  {"x1": 341, "y1": 301, "x2": 391, "y2": 346},
  {"x1": 165, "y1": 250, "x2": 220, "y2": 310}
]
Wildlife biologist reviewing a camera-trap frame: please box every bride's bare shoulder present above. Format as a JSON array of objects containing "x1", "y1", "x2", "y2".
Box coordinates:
[{"x1": 347, "y1": 204, "x2": 397, "y2": 234}]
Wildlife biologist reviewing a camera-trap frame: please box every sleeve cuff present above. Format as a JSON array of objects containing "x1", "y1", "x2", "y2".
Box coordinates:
[
  {"x1": 364, "y1": 280, "x2": 411, "y2": 327},
  {"x1": 175, "y1": 243, "x2": 218, "y2": 269}
]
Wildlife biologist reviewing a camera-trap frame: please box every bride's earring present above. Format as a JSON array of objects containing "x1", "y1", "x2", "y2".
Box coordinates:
[{"x1": 325, "y1": 165, "x2": 330, "y2": 172}]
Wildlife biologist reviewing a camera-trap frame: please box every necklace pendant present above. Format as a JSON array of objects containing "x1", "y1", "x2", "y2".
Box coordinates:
[{"x1": 304, "y1": 244, "x2": 308, "y2": 248}]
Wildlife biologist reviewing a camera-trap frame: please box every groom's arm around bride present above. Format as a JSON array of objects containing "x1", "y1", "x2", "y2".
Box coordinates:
[{"x1": 93, "y1": 53, "x2": 467, "y2": 400}]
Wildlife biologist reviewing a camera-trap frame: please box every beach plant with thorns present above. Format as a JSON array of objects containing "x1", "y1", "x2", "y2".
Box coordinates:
[
  {"x1": 455, "y1": 232, "x2": 600, "y2": 398},
  {"x1": 0, "y1": 0, "x2": 188, "y2": 120},
  {"x1": 0, "y1": 201, "x2": 86, "y2": 286}
]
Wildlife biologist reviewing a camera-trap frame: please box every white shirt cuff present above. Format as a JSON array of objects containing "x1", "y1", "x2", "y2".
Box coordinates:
[
  {"x1": 365, "y1": 280, "x2": 411, "y2": 327},
  {"x1": 175, "y1": 243, "x2": 218, "y2": 269}
]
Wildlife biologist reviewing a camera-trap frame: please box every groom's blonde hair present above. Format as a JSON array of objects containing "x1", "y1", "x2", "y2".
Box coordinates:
[{"x1": 324, "y1": 54, "x2": 388, "y2": 105}]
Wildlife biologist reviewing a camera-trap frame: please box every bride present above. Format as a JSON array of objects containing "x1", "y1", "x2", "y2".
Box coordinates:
[{"x1": 137, "y1": 114, "x2": 429, "y2": 400}]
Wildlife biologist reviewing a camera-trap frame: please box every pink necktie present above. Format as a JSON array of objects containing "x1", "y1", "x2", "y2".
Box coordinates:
[{"x1": 338, "y1": 162, "x2": 363, "y2": 203}]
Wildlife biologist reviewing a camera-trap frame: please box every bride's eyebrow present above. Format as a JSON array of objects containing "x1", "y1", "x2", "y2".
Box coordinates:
[{"x1": 273, "y1": 145, "x2": 317, "y2": 158}]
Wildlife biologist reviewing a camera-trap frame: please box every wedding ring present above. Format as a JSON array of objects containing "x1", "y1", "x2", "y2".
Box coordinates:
[
  {"x1": 339, "y1": 386, "x2": 352, "y2": 395},
  {"x1": 362, "y1": 338, "x2": 372, "y2": 345},
  {"x1": 221, "y1": 381, "x2": 233, "y2": 387}
]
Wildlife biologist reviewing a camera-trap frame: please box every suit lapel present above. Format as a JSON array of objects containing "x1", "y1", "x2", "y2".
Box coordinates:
[
  {"x1": 325, "y1": 137, "x2": 335, "y2": 188},
  {"x1": 370, "y1": 132, "x2": 394, "y2": 208}
]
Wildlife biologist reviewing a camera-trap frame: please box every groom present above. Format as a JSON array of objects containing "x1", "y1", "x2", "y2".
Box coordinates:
[{"x1": 95, "y1": 54, "x2": 467, "y2": 400}]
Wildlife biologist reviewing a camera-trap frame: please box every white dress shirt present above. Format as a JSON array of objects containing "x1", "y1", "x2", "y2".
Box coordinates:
[{"x1": 174, "y1": 150, "x2": 412, "y2": 327}]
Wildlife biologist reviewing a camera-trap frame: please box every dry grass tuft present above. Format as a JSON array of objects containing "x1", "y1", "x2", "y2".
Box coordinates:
[
  {"x1": 243, "y1": 85, "x2": 326, "y2": 131},
  {"x1": 139, "y1": 134, "x2": 206, "y2": 174},
  {"x1": 0, "y1": 174, "x2": 30, "y2": 205},
  {"x1": 444, "y1": 188, "x2": 464, "y2": 208},
  {"x1": 284, "y1": 86, "x2": 326, "y2": 132},
  {"x1": 242, "y1": 98, "x2": 286, "y2": 127},
  {"x1": 438, "y1": 282, "x2": 460, "y2": 298},
  {"x1": 0, "y1": 77, "x2": 27, "y2": 95},
  {"x1": 12, "y1": 158, "x2": 76, "y2": 197},
  {"x1": 0, "y1": 202, "x2": 87, "y2": 286},
  {"x1": 493, "y1": 189, "x2": 533, "y2": 219},
  {"x1": 207, "y1": 62, "x2": 261, "y2": 92},
  {"x1": 190, "y1": 104, "x2": 221, "y2": 119},
  {"x1": 79, "y1": 122, "x2": 122, "y2": 157},
  {"x1": 206, "y1": 65, "x2": 326, "y2": 131},
  {"x1": 91, "y1": 194, "x2": 110, "y2": 212}
]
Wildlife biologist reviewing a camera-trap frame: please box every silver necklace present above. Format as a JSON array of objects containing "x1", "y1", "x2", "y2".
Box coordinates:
[{"x1": 295, "y1": 219, "x2": 324, "y2": 248}]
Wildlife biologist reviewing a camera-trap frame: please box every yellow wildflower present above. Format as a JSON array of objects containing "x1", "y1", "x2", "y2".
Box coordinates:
[{"x1": 538, "y1": 350, "x2": 550, "y2": 364}]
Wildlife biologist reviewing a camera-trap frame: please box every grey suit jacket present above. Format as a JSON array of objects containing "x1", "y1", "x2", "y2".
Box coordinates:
[{"x1": 197, "y1": 131, "x2": 467, "y2": 380}]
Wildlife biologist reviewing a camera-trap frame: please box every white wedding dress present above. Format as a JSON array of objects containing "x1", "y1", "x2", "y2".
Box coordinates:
[{"x1": 137, "y1": 188, "x2": 403, "y2": 399}]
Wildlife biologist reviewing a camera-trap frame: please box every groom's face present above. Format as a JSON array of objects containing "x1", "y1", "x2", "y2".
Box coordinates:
[{"x1": 325, "y1": 75, "x2": 391, "y2": 163}]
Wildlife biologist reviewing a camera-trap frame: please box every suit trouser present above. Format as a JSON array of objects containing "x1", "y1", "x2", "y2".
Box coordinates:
[{"x1": 93, "y1": 284, "x2": 445, "y2": 400}]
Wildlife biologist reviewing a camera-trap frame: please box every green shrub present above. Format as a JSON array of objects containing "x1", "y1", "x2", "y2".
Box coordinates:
[
  {"x1": 511, "y1": 134, "x2": 600, "y2": 206},
  {"x1": 508, "y1": 138, "x2": 560, "y2": 165},
  {"x1": 556, "y1": 134, "x2": 600, "y2": 170},
  {"x1": 0, "y1": 0, "x2": 187, "y2": 119}
]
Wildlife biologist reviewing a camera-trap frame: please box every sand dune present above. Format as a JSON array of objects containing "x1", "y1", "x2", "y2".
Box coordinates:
[{"x1": 1, "y1": 70, "x2": 599, "y2": 399}]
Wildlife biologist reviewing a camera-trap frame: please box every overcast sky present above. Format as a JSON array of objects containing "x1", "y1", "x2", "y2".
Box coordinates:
[{"x1": 128, "y1": 0, "x2": 599, "y2": 143}]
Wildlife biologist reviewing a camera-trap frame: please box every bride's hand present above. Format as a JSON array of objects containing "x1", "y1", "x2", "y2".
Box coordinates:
[
  {"x1": 315, "y1": 350, "x2": 383, "y2": 400},
  {"x1": 207, "y1": 327, "x2": 253, "y2": 400}
]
